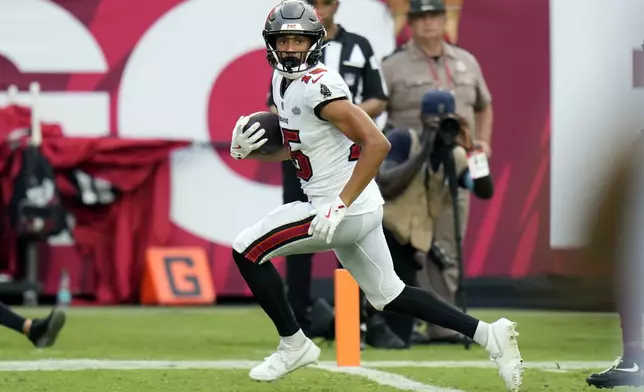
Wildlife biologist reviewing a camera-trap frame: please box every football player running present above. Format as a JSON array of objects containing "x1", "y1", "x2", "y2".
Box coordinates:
[{"x1": 229, "y1": 1, "x2": 524, "y2": 390}]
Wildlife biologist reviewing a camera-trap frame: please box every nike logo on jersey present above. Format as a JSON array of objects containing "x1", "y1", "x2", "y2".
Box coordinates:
[
  {"x1": 312, "y1": 75, "x2": 324, "y2": 84},
  {"x1": 616, "y1": 364, "x2": 640, "y2": 373}
]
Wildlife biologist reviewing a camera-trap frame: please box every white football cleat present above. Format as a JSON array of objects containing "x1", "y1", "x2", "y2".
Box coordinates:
[
  {"x1": 486, "y1": 318, "x2": 525, "y2": 391},
  {"x1": 249, "y1": 338, "x2": 321, "y2": 382}
]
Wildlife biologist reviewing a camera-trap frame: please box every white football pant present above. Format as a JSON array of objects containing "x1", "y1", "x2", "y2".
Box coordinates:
[{"x1": 233, "y1": 202, "x2": 405, "y2": 310}]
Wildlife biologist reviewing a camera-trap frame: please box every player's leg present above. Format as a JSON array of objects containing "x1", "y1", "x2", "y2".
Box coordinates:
[
  {"x1": 378, "y1": 228, "x2": 421, "y2": 348},
  {"x1": 333, "y1": 207, "x2": 523, "y2": 392},
  {"x1": 0, "y1": 302, "x2": 66, "y2": 348},
  {"x1": 333, "y1": 212, "x2": 481, "y2": 338},
  {"x1": 587, "y1": 285, "x2": 644, "y2": 388},
  {"x1": 619, "y1": 308, "x2": 644, "y2": 368},
  {"x1": 282, "y1": 162, "x2": 315, "y2": 334},
  {"x1": 231, "y1": 201, "x2": 339, "y2": 382}
]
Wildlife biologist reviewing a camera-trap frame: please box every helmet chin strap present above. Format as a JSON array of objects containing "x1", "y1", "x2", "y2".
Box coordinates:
[
  {"x1": 270, "y1": 40, "x2": 325, "y2": 80},
  {"x1": 272, "y1": 53, "x2": 308, "y2": 79}
]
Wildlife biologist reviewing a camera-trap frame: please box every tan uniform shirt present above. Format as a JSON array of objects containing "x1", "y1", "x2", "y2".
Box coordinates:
[{"x1": 381, "y1": 41, "x2": 492, "y2": 134}]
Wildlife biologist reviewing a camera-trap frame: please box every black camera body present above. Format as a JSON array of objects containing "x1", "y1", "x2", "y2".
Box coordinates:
[
  {"x1": 436, "y1": 116, "x2": 461, "y2": 148},
  {"x1": 420, "y1": 89, "x2": 461, "y2": 149}
]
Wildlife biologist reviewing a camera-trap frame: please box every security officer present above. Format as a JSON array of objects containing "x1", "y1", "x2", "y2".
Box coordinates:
[
  {"x1": 380, "y1": 0, "x2": 493, "y2": 343},
  {"x1": 376, "y1": 89, "x2": 493, "y2": 347},
  {"x1": 267, "y1": 0, "x2": 400, "y2": 349}
]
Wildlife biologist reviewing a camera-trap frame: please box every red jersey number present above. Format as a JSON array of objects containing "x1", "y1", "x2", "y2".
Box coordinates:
[{"x1": 282, "y1": 128, "x2": 313, "y2": 181}]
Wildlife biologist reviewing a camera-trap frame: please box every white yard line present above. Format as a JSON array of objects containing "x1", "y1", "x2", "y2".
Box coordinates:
[{"x1": 317, "y1": 364, "x2": 465, "y2": 392}]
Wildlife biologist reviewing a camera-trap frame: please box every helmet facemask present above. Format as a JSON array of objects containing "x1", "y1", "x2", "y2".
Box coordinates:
[{"x1": 264, "y1": 31, "x2": 326, "y2": 80}]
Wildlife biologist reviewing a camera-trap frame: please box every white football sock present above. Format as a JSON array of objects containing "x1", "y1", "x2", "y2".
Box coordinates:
[
  {"x1": 281, "y1": 329, "x2": 307, "y2": 348},
  {"x1": 473, "y1": 321, "x2": 490, "y2": 347}
]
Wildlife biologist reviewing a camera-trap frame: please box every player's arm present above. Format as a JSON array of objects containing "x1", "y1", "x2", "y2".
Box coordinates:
[{"x1": 320, "y1": 100, "x2": 390, "y2": 207}]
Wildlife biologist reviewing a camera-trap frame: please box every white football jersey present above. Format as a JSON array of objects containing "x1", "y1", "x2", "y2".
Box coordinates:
[{"x1": 271, "y1": 62, "x2": 384, "y2": 216}]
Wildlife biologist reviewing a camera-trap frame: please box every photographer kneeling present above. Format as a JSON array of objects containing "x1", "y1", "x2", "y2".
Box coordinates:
[{"x1": 375, "y1": 90, "x2": 494, "y2": 347}]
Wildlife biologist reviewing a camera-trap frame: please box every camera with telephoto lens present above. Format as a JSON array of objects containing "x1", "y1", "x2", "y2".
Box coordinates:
[
  {"x1": 436, "y1": 116, "x2": 461, "y2": 147},
  {"x1": 421, "y1": 90, "x2": 460, "y2": 147}
]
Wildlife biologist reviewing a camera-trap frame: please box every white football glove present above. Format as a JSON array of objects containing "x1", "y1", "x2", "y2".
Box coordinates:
[
  {"x1": 308, "y1": 196, "x2": 347, "y2": 244},
  {"x1": 230, "y1": 115, "x2": 267, "y2": 160}
]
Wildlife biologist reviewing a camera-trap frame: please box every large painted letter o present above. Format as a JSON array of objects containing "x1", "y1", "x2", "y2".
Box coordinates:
[{"x1": 118, "y1": 0, "x2": 281, "y2": 246}]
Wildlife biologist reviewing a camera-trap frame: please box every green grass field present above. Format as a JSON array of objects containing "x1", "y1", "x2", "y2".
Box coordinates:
[{"x1": 0, "y1": 307, "x2": 636, "y2": 391}]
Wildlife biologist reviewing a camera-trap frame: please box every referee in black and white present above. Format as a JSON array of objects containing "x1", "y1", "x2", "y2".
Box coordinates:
[{"x1": 266, "y1": 0, "x2": 400, "y2": 350}]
